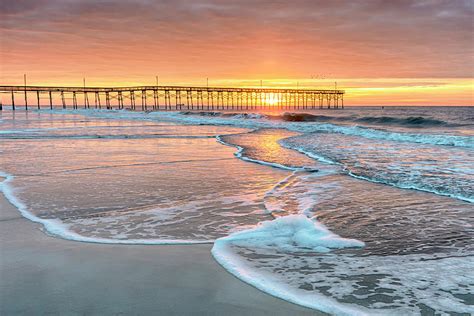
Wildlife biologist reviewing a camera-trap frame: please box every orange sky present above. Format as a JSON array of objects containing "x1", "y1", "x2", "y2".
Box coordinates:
[{"x1": 1, "y1": 0, "x2": 473, "y2": 105}]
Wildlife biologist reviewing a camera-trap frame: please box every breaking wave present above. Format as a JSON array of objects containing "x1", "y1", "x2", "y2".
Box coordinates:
[
  {"x1": 41, "y1": 109, "x2": 474, "y2": 148},
  {"x1": 176, "y1": 111, "x2": 474, "y2": 148},
  {"x1": 274, "y1": 112, "x2": 460, "y2": 127}
]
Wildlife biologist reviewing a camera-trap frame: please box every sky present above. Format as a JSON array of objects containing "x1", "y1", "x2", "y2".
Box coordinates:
[{"x1": 1, "y1": 0, "x2": 473, "y2": 105}]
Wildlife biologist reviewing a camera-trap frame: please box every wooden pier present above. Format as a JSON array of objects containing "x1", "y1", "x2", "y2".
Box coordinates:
[{"x1": 0, "y1": 85, "x2": 344, "y2": 111}]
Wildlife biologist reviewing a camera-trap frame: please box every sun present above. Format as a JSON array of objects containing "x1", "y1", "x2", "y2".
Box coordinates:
[{"x1": 266, "y1": 93, "x2": 279, "y2": 106}]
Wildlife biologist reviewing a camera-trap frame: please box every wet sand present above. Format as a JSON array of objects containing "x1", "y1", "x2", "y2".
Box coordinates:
[{"x1": 0, "y1": 192, "x2": 322, "y2": 315}]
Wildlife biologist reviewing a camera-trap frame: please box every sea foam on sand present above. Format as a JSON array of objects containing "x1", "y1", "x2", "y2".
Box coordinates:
[
  {"x1": 212, "y1": 215, "x2": 366, "y2": 315},
  {"x1": 0, "y1": 172, "x2": 212, "y2": 245}
]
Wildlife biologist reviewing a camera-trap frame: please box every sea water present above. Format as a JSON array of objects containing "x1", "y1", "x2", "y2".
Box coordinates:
[{"x1": 0, "y1": 106, "x2": 472, "y2": 315}]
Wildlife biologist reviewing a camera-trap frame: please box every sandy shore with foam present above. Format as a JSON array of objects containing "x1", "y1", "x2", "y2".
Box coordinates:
[{"x1": 0, "y1": 189, "x2": 323, "y2": 315}]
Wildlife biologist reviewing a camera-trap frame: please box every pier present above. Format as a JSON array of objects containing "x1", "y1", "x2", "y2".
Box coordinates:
[{"x1": 0, "y1": 85, "x2": 344, "y2": 111}]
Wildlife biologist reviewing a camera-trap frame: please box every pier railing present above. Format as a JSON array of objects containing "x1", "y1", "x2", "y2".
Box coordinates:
[{"x1": 0, "y1": 85, "x2": 344, "y2": 111}]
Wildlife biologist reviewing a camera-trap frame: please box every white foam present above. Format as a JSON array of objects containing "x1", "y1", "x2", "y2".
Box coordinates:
[
  {"x1": 0, "y1": 171, "x2": 212, "y2": 245},
  {"x1": 212, "y1": 212, "x2": 474, "y2": 315},
  {"x1": 346, "y1": 169, "x2": 474, "y2": 203},
  {"x1": 281, "y1": 135, "x2": 474, "y2": 203},
  {"x1": 41, "y1": 109, "x2": 474, "y2": 148},
  {"x1": 214, "y1": 243, "x2": 474, "y2": 314},
  {"x1": 212, "y1": 214, "x2": 366, "y2": 315},
  {"x1": 305, "y1": 123, "x2": 474, "y2": 148},
  {"x1": 214, "y1": 214, "x2": 364, "y2": 253}
]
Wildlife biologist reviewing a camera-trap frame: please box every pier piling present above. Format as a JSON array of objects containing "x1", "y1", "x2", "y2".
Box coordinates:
[{"x1": 0, "y1": 85, "x2": 345, "y2": 111}]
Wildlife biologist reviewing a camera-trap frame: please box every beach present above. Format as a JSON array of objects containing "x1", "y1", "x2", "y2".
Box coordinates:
[
  {"x1": 0, "y1": 108, "x2": 472, "y2": 315},
  {"x1": 0, "y1": 190, "x2": 320, "y2": 315},
  {"x1": 2, "y1": 1, "x2": 473, "y2": 314}
]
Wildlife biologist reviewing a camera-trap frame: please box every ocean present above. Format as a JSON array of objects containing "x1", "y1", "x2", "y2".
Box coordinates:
[{"x1": 0, "y1": 106, "x2": 473, "y2": 315}]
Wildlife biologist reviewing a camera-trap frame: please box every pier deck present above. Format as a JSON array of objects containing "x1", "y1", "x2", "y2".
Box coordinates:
[{"x1": 0, "y1": 85, "x2": 344, "y2": 111}]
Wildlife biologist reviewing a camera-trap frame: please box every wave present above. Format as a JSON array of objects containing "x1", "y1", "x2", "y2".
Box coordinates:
[
  {"x1": 275, "y1": 112, "x2": 458, "y2": 127},
  {"x1": 219, "y1": 128, "x2": 473, "y2": 203},
  {"x1": 212, "y1": 215, "x2": 366, "y2": 316},
  {"x1": 181, "y1": 111, "x2": 457, "y2": 128},
  {"x1": 354, "y1": 115, "x2": 449, "y2": 127},
  {"x1": 224, "y1": 131, "x2": 472, "y2": 205},
  {"x1": 0, "y1": 171, "x2": 212, "y2": 245},
  {"x1": 296, "y1": 123, "x2": 474, "y2": 148},
  {"x1": 173, "y1": 111, "x2": 474, "y2": 148},
  {"x1": 211, "y1": 168, "x2": 473, "y2": 314},
  {"x1": 40, "y1": 109, "x2": 474, "y2": 149},
  {"x1": 279, "y1": 139, "x2": 474, "y2": 203},
  {"x1": 213, "y1": 231, "x2": 473, "y2": 315}
]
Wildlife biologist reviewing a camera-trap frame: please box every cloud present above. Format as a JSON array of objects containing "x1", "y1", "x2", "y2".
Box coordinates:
[{"x1": 1, "y1": 0, "x2": 473, "y2": 79}]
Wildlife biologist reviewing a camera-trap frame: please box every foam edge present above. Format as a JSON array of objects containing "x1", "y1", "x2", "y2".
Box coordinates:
[
  {"x1": 0, "y1": 171, "x2": 213, "y2": 245},
  {"x1": 211, "y1": 214, "x2": 367, "y2": 316}
]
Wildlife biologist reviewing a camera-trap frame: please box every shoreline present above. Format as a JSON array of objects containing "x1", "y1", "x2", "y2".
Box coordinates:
[{"x1": 0, "y1": 184, "x2": 323, "y2": 315}]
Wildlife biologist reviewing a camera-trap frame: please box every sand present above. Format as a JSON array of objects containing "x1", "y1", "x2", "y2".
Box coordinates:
[{"x1": 0, "y1": 192, "x2": 323, "y2": 315}]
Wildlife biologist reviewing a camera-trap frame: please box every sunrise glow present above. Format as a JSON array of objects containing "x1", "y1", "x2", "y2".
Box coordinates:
[{"x1": 1, "y1": 1, "x2": 472, "y2": 106}]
